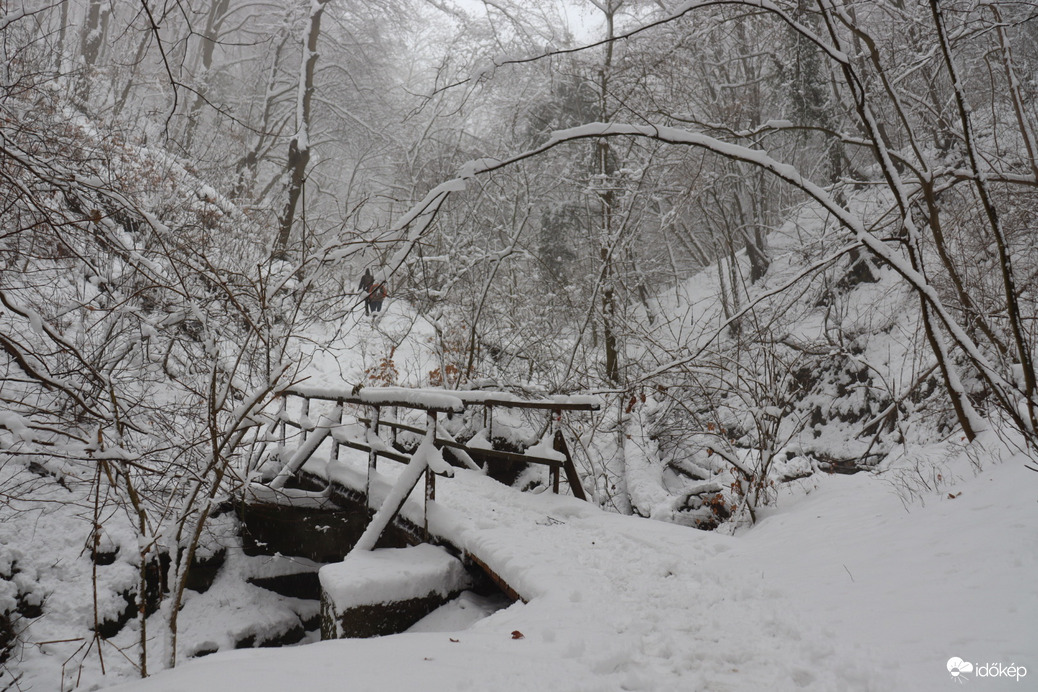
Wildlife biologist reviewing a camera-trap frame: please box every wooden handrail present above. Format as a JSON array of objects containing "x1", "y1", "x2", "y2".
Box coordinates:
[
  {"x1": 266, "y1": 388, "x2": 592, "y2": 502},
  {"x1": 278, "y1": 385, "x2": 601, "y2": 412}
]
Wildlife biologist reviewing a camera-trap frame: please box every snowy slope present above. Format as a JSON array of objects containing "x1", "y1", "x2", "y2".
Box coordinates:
[
  {"x1": 110, "y1": 439, "x2": 1037, "y2": 692},
  {"x1": 730, "y1": 449, "x2": 1037, "y2": 688}
]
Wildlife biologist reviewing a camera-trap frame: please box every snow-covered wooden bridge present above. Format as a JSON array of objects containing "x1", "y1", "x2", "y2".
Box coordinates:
[
  {"x1": 242, "y1": 386, "x2": 602, "y2": 635},
  {"x1": 130, "y1": 381, "x2": 1012, "y2": 691}
]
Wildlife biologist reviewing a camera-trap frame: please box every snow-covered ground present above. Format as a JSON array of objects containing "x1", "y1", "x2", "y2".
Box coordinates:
[
  {"x1": 5, "y1": 252, "x2": 1036, "y2": 692},
  {"x1": 111, "y1": 435, "x2": 1037, "y2": 692}
]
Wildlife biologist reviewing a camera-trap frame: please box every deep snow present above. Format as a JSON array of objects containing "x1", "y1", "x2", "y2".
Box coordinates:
[{"x1": 109, "y1": 435, "x2": 1036, "y2": 692}]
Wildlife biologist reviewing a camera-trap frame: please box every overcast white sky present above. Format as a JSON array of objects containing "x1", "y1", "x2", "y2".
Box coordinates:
[{"x1": 454, "y1": 0, "x2": 605, "y2": 43}]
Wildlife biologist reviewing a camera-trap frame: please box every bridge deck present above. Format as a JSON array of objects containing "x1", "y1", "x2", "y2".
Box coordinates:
[
  {"x1": 296, "y1": 445, "x2": 664, "y2": 603},
  {"x1": 287, "y1": 446, "x2": 841, "y2": 689}
]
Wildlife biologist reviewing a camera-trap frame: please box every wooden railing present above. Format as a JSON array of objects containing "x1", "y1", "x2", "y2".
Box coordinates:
[{"x1": 250, "y1": 386, "x2": 600, "y2": 543}]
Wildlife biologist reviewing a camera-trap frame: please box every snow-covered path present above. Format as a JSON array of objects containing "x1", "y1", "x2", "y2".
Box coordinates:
[
  {"x1": 420, "y1": 469, "x2": 876, "y2": 690},
  {"x1": 112, "y1": 439, "x2": 1038, "y2": 692}
]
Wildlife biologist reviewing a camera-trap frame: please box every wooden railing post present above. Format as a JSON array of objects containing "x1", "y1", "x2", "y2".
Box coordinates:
[
  {"x1": 425, "y1": 409, "x2": 436, "y2": 540},
  {"x1": 553, "y1": 426, "x2": 587, "y2": 501},
  {"x1": 485, "y1": 404, "x2": 494, "y2": 446},
  {"x1": 329, "y1": 398, "x2": 343, "y2": 463},
  {"x1": 365, "y1": 405, "x2": 381, "y2": 512},
  {"x1": 277, "y1": 395, "x2": 287, "y2": 448},
  {"x1": 300, "y1": 396, "x2": 311, "y2": 443},
  {"x1": 550, "y1": 408, "x2": 561, "y2": 494}
]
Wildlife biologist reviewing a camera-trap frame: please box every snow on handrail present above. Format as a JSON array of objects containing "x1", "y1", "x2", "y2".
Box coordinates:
[{"x1": 279, "y1": 384, "x2": 602, "y2": 411}]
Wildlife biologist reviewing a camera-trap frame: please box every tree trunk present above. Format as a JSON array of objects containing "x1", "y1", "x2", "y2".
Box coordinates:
[
  {"x1": 273, "y1": 0, "x2": 332, "y2": 256},
  {"x1": 598, "y1": 3, "x2": 621, "y2": 385},
  {"x1": 75, "y1": 0, "x2": 110, "y2": 105},
  {"x1": 182, "y1": 0, "x2": 231, "y2": 152}
]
